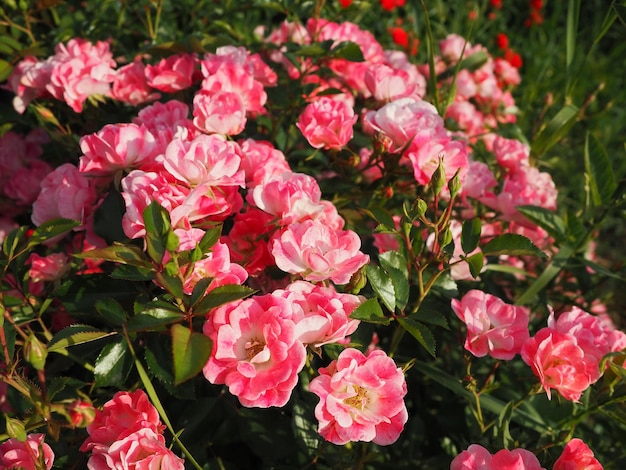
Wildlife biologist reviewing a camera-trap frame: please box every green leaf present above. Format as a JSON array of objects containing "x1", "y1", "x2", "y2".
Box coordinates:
[
  {"x1": 93, "y1": 188, "x2": 128, "y2": 244},
  {"x1": 349, "y1": 298, "x2": 391, "y2": 325},
  {"x1": 93, "y1": 339, "x2": 132, "y2": 388},
  {"x1": 530, "y1": 104, "x2": 579, "y2": 158},
  {"x1": 379, "y1": 250, "x2": 408, "y2": 277},
  {"x1": 397, "y1": 317, "x2": 436, "y2": 357},
  {"x1": 0, "y1": 59, "x2": 12, "y2": 82},
  {"x1": 110, "y1": 264, "x2": 155, "y2": 281},
  {"x1": 47, "y1": 325, "x2": 116, "y2": 353},
  {"x1": 364, "y1": 207, "x2": 396, "y2": 231},
  {"x1": 73, "y1": 243, "x2": 152, "y2": 268},
  {"x1": 126, "y1": 308, "x2": 184, "y2": 332},
  {"x1": 330, "y1": 41, "x2": 364, "y2": 61},
  {"x1": 172, "y1": 324, "x2": 212, "y2": 385},
  {"x1": 192, "y1": 284, "x2": 255, "y2": 315},
  {"x1": 584, "y1": 132, "x2": 617, "y2": 206},
  {"x1": 464, "y1": 252, "x2": 484, "y2": 279},
  {"x1": 188, "y1": 277, "x2": 213, "y2": 308},
  {"x1": 95, "y1": 298, "x2": 128, "y2": 326},
  {"x1": 414, "y1": 308, "x2": 449, "y2": 329},
  {"x1": 145, "y1": 343, "x2": 174, "y2": 385},
  {"x1": 517, "y1": 206, "x2": 567, "y2": 241},
  {"x1": 366, "y1": 264, "x2": 396, "y2": 312},
  {"x1": 198, "y1": 225, "x2": 222, "y2": 252},
  {"x1": 294, "y1": 42, "x2": 332, "y2": 57},
  {"x1": 2, "y1": 226, "x2": 27, "y2": 258},
  {"x1": 516, "y1": 244, "x2": 574, "y2": 305},
  {"x1": 28, "y1": 218, "x2": 80, "y2": 247},
  {"x1": 461, "y1": 218, "x2": 481, "y2": 254},
  {"x1": 143, "y1": 201, "x2": 175, "y2": 264},
  {"x1": 292, "y1": 401, "x2": 321, "y2": 457},
  {"x1": 495, "y1": 401, "x2": 515, "y2": 449},
  {"x1": 483, "y1": 234, "x2": 546, "y2": 258},
  {"x1": 154, "y1": 271, "x2": 184, "y2": 298}
]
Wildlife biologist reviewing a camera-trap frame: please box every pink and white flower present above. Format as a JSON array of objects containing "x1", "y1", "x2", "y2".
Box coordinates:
[
  {"x1": 193, "y1": 89, "x2": 247, "y2": 136},
  {"x1": 144, "y1": 53, "x2": 197, "y2": 93},
  {"x1": 451, "y1": 290, "x2": 530, "y2": 360},
  {"x1": 203, "y1": 294, "x2": 307, "y2": 408},
  {"x1": 28, "y1": 253, "x2": 71, "y2": 282},
  {"x1": 296, "y1": 97, "x2": 357, "y2": 150},
  {"x1": 309, "y1": 348, "x2": 408, "y2": 445},
  {"x1": 553, "y1": 438, "x2": 603, "y2": 470},
  {"x1": 0, "y1": 433, "x2": 55, "y2": 470},
  {"x1": 110, "y1": 60, "x2": 160, "y2": 106}
]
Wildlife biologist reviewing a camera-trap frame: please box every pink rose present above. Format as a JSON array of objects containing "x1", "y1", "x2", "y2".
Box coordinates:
[
  {"x1": 450, "y1": 444, "x2": 545, "y2": 470},
  {"x1": 309, "y1": 348, "x2": 408, "y2": 445},
  {"x1": 238, "y1": 139, "x2": 291, "y2": 188},
  {"x1": 270, "y1": 219, "x2": 369, "y2": 285},
  {"x1": 86, "y1": 428, "x2": 184, "y2": 470},
  {"x1": 364, "y1": 63, "x2": 417, "y2": 103},
  {"x1": 203, "y1": 294, "x2": 307, "y2": 408},
  {"x1": 0, "y1": 433, "x2": 55, "y2": 470},
  {"x1": 521, "y1": 328, "x2": 598, "y2": 402},
  {"x1": 28, "y1": 253, "x2": 71, "y2": 282},
  {"x1": 493, "y1": 135, "x2": 529, "y2": 173},
  {"x1": 4, "y1": 159, "x2": 53, "y2": 208},
  {"x1": 193, "y1": 89, "x2": 247, "y2": 135},
  {"x1": 273, "y1": 280, "x2": 363, "y2": 348},
  {"x1": 79, "y1": 123, "x2": 158, "y2": 175},
  {"x1": 110, "y1": 60, "x2": 160, "y2": 105},
  {"x1": 553, "y1": 438, "x2": 603, "y2": 470},
  {"x1": 80, "y1": 389, "x2": 165, "y2": 453},
  {"x1": 296, "y1": 96, "x2": 357, "y2": 150},
  {"x1": 451, "y1": 290, "x2": 529, "y2": 360},
  {"x1": 144, "y1": 53, "x2": 197, "y2": 92}
]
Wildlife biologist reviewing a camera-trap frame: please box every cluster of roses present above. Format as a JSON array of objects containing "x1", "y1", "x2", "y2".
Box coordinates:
[
  {"x1": 2, "y1": 12, "x2": 622, "y2": 469},
  {"x1": 452, "y1": 291, "x2": 626, "y2": 402}
]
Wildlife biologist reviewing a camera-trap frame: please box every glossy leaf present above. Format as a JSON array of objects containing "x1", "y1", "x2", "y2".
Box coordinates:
[
  {"x1": 95, "y1": 298, "x2": 128, "y2": 326},
  {"x1": 584, "y1": 132, "x2": 617, "y2": 206},
  {"x1": 172, "y1": 324, "x2": 212, "y2": 385},
  {"x1": 530, "y1": 104, "x2": 579, "y2": 158},
  {"x1": 461, "y1": 218, "x2": 481, "y2": 254},
  {"x1": 73, "y1": 244, "x2": 152, "y2": 268},
  {"x1": 28, "y1": 218, "x2": 80, "y2": 247},
  {"x1": 483, "y1": 234, "x2": 546, "y2": 258},
  {"x1": 47, "y1": 325, "x2": 116, "y2": 353},
  {"x1": 397, "y1": 317, "x2": 436, "y2": 357},
  {"x1": 366, "y1": 264, "x2": 396, "y2": 312},
  {"x1": 192, "y1": 284, "x2": 256, "y2": 315},
  {"x1": 349, "y1": 298, "x2": 391, "y2": 325},
  {"x1": 93, "y1": 339, "x2": 132, "y2": 388}
]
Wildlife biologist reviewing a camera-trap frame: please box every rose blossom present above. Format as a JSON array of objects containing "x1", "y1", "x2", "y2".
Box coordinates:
[
  {"x1": 451, "y1": 290, "x2": 530, "y2": 360},
  {"x1": 203, "y1": 294, "x2": 307, "y2": 408},
  {"x1": 80, "y1": 389, "x2": 165, "y2": 454},
  {"x1": 110, "y1": 59, "x2": 160, "y2": 105},
  {"x1": 364, "y1": 63, "x2": 417, "y2": 103},
  {"x1": 273, "y1": 280, "x2": 363, "y2": 348},
  {"x1": 86, "y1": 428, "x2": 184, "y2": 470},
  {"x1": 309, "y1": 348, "x2": 408, "y2": 445},
  {"x1": 520, "y1": 328, "x2": 598, "y2": 402},
  {"x1": 450, "y1": 444, "x2": 545, "y2": 470},
  {"x1": 193, "y1": 89, "x2": 247, "y2": 135},
  {"x1": 270, "y1": 219, "x2": 369, "y2": 285},
  {"x1": 144, "y1": 52, "x2": 197, "y2": 92},
  {"x1": 553, "y1": 438, "x2": 603, "y2": 470},
  {"x1": 0, "y1": 433, "x2": 55, "y2": 470},
  {"x1": 28, "y1": 253, "x2": 71, "y2": 282},
  {"x1": 238, "y1": 139, "x2": 291, "y2": 187},
  {"x1": 296, "y1": 96, "x2": 357, "y2": 150}
]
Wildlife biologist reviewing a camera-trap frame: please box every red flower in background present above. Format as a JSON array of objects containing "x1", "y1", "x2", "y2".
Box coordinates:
[
  {"x1": 489, "y1": 0, "x2": 503, "y2": 9},
  {"x1": 496, "y1": 33, "x2": 509, "y2": 50},
  {"x1": 504, "y1": 49, "x2": 523, "y2": 68},
  {"x1": 380, "y1": 0, "x2": 406, "y2": 11},
  {"x1": 339, "y1": 0, "x2": 352, "y2": 7},
  {"x1": 388, "y1": 26, "x2": 419, "y2": 56}
]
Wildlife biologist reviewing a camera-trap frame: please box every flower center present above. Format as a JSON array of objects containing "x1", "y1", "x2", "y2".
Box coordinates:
[
  {"x1": 245, "y1": 339, "x2": 265, "y2": 360},
  {"x1": 343, "y1": 385, "x2": 368, "y2": 410}
]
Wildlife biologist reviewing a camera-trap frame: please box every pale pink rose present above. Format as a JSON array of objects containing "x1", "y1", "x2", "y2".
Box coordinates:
[
  {"x1": 364, "y1": 63, "x2": 417, "y2": 103},
  {"x1": 221, "y1": 207, "x2": 276, "y2": 275},
  {"x1": 450, "y1": 444, "x2": 545, "y2": 470},
  {"x1": 144, "y1": 53, "x2": 197, "y2": 92},
  {"x1": 203, "y1": 294, "x2": 307, "y2": 408},
  {"x1": 28, "y1": 252, "x2": 70, "y2": 282},
  {"x1": 521, "y1": 328, "x2": 598, "y2": 402},
  {"x1": 296, "y1": 97, "x2": 357, "y2": 150},
  {"x1": 553, "y1": 438, "x2": 603, "y2": 470},
  {"x1": 79, "y1": 123, "x2": 158, "y2": 175},
  {"x1": 172, "y1": 229, "x2": 248, "y2": 294},
  {"x1": 440, "y1": 34, "x2": 470, "y2": 63},
  {"x1": 47, "y1": 38, "x2": 116, "y2": 113},
  {"x1": 445, "y1": 101, "x2": 485, "y2": 139},
  {"x1": 383, "y1": 50, "x2": 427, "y2": 99},
  {"x1": 363, "y1": 97, "x2": 441, "y2": 153},
  {"x1": 309, "y1": 348, "x2": 408, "y2": 445},
  {"x1": 274, "y1": 280, "x2": 363, "y2": 347},
  {"x1": 270, "y1": 219, "x2": 369, "y2": 285},
  {"x1": 451, "y1": 290, "x2": 529, "y2": 360},
  {"x1": 202, "y1": 45, "x2": 277, "y2": 87},
  {"x1": 454, "y1": 69, "x2": 478, "y2": 99},
  {"x1": 87, "y1": 428, "x2": 184, "y2": 470},
  {"x1": 80, "y1": 389, "x2": 165, "y2": 454},
  {"x1": 493, "y1": 135, "x2": 529, "y2": 172},
  {"x1": 462, "y1": 161, "x2": 498, "y2": 201},
  {"x1": 237, "y1": 139, "x2": 291, "y2": 187},
  {"x1": 549, "y1": 306, "x2": 626, "y2": 365},
  {"x1": 193, "y1": 89, "x2": 247, "y2": 135},
  {"x1": 200, "y1": 60, "x2": 267, "y2": 115},
  {"x1": 4, "y1": 159, "x2": 52, "y2": 207},
  {"x1": 5, "y1": 56, "x2": 54, "y2": 113},
  {"x1": 110, "y1": 60, "x2": 160, "y2": 105},
  {"x1": 160, "y1": 134, "x2": 244, "y2": 188},
  {"x1": 31, "y1": 163, "x2": 98, "y2": 229},
  {"x1": 0, "y1": 433, "x2": 54, "y2": 470}
]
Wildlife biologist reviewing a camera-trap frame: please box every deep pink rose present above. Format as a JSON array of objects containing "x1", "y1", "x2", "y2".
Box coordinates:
[
  {"x1": 86, "y1": 428, "x2": 184, "y2": 470},
  {"x1": 296, "y1": 96, "x2": 357, "y2": 150},
  {"x1": 0, "y1": 433, "x2": 54, "y2": 470},
  {"x1": 80, "y1": 389, "x2": 165, "y2": 453},
  {"x1": 144, "y1": 53, "x2": 197, "y2": 92},
  {"x1": 111, "y1": 60, "x2": 160, "y2": 105},
  {"x1": 451, "y1": 290, "x2": 529, "y2": 360},
  {"x1": 27, "y1": 253, "x2": 71, "y2": 282},
  {"x1": 553, "y1": 438, "x2": 603, "y2": 470},
  {"x1": 309, "y1": 348, "x2": 408, "y2": 445},
  {"x1": 450, "y1": 444, "x2": 545, "y2": 470},
  {"x1": 193, "y1": 89, "x2": 247, "y2": 135},
  {"x1": 203, "y1": 294, "x2": 307, "y2": 408},
  {"x1": 270, "y1": 219, "x2": 369, "y2": 285}
]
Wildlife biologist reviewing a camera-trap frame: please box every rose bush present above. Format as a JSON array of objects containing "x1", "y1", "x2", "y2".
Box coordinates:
[{"x1": 0, "y1": 0, "x2": 625, "y2": 469}]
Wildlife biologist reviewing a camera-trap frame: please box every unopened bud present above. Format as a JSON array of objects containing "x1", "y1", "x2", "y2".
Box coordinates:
[
  {"x1": 25, "y1": 333, "x2": 47, "y2": 371},
  {"x1": 430, "y1": 156, "x2": 446, "y2": 196},
  {"x1": 5, "y1": 416, "x2": 26, "y2": 442},
  {"x1": 68, "y1": 399, "x2": 97, "y2": 428},
  {"x1": 448, "y1": 169, "x2": 462, "y2": 199}
]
